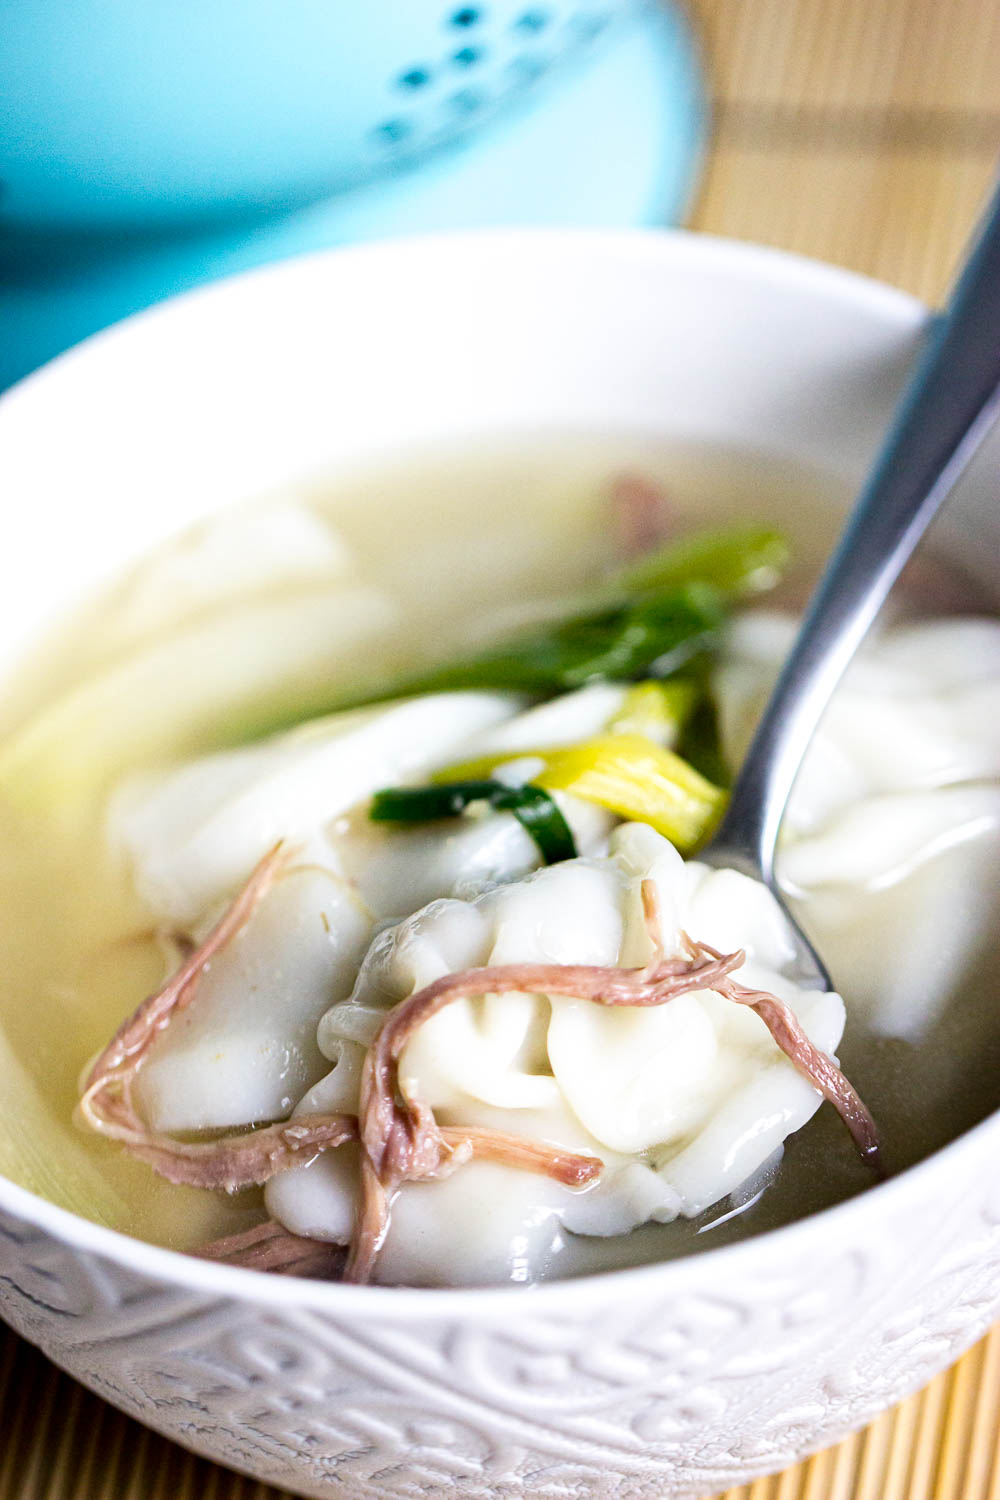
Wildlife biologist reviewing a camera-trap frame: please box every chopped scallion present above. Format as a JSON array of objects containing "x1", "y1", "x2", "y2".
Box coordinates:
[
  {"x1": 614, "y1": 526, "x2": 790, "y2": 601},
  {"x1": 534, "y1": 733, "x2": 725, "y2": 851},
  {"x1": 369, "y1": 582, "x2": 725, "y2": 699},
  {"x1": 370, "y1": 779, "x2": 578, "y2": 864}
]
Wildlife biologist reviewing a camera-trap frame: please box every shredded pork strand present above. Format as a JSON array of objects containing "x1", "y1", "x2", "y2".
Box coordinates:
[
  {"x1": 122, "y1": 1112, "x2": 360, "y2": 1192},
  {"x1": 611, "y1": 472, "x2": 674, "y2": 557},
  {"x1": 79, "y1": 842, "x2": 290, "y2": 1143},
  {"x1": 652, "y1": 891, "x2": 879, "y2": 1170},
  {"x1": 345, "y1": 941, "x2": 747, "y2": 1282},
  {"x1": 198, "y1": 1219, "x2": 347, "y2": 1277},
  {"x1": 451, "y1": 1125, "x2": 601, "y2": 1185},
  {"x1": 77, "y1": 843, "x2": 599, "y2": 1199},
  {"x1": 703, "y1": 959, "x2": 882, "y2": 1170},
  {"x1": 76, "y1": 843, "x2": 355, "y2": 1192},
  {"x1": 79, "y1": 850, "x2": 880, "y2": 1287},
  {"x1": 345, "y1": 887, "x2": 881, "y2": 1283}
]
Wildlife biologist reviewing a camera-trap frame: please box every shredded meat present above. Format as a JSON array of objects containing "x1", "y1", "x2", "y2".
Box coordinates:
[
  {"x1": 76, "y1": 843, "x2": 354, "y2": 1192},
  {"x1": 702, "y1": 954, "x2": 882, "y2": 1169},
  {"x1": 356, "y1": 952, "x2": 741, "y2": 1183},
  {"x1": 345, "y1": 941, "x2": 747, "y2": 1281},
  {"x1": 122, "y1": 1112, "x2": 360, "y2": 1192},
  {"x1": 198, "y1": 1219, "x2": 346, "y2": 1277},
  {"x1": 450, "y1": 1126, "x2": 600, "y2": 1185},
  {"x1": 344, "y1": 881, "x2": 881, "y2": 1283},
  {"x1": 191, "y1": 1125, "x2": 602, "y2": 1275},
  {"x1": 78, "y1": 844, "x2": 600, "y2": 1200},
  {"x1": 611, "y1": 472, "x2": 674, "y2": 557},
  {"x1": 80, "y1": 854, "x2": 880, "y2": 1288},
  {"x1": 79, "y1": 842, "x2": 290, "y2": 1144},
  {"x1": 658, "y1": 891, "x2": 879, "y2": 1166}
]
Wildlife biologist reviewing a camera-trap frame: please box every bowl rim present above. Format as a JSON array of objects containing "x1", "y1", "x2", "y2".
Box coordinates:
[
  {"x1": 0, "y1": 223, "x2": 926, "y2": 427},
  {"x1": 1, "y1": 224, "x2": 959, "y2": 1318}
]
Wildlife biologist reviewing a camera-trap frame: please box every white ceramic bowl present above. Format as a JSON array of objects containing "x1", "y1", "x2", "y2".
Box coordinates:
[{"x1": 2, "y1": 232, "x2": 1000, "y2": 1500}]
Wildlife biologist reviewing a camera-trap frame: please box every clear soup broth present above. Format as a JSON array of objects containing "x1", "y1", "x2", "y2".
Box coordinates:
[{"x1": 1, "y1": 434, "x2": 998, "y2": 1278}]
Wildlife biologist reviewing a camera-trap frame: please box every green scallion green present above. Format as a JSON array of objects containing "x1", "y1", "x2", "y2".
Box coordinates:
[{"x1": 370, "y1": 779, "x2": 578, "y2": 864}]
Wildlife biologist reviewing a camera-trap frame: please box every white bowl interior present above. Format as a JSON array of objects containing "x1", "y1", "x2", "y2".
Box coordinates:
[
  {"x1": 1, "y1": 228, "x2": 999, "y2": 1299},
  {"x1": 0, "y1": 230, "x2": 953, "y2": 684}
]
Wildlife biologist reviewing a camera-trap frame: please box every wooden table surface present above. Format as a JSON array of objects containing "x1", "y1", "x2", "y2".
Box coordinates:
[{"x1": 3, "y1": 1, "x2": 1000, "y2": 1496}]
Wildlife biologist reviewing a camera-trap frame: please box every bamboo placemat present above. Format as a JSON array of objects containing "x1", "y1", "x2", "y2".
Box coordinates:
[
  {"x1": 689, "y1": 0, "x2": 1000, "y2": 302},
  {"x1": 4, "y1": 1, "x2": 1000, "y2": 1496}
]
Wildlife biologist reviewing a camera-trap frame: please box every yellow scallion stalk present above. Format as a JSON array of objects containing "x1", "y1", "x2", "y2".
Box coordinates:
[
  {"x1": 605, "y1": 679, "x2": 698, "y2": 746},
  {"x1": 437, "y1": 727, "x2": 725, "y2": 852},
  {"x1": 533, "y1": 733, "x2": 725, "y2": 850}
]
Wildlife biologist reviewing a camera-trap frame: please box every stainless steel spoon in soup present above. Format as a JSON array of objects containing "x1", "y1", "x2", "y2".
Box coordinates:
[{"x1": 702, "y1": 179, "x2": 1000, "y2": 989}]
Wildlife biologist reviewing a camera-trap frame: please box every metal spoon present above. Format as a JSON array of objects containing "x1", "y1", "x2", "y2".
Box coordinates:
[{"x1": 701, "y1": 179, "x2": 1000, "y2": 989}]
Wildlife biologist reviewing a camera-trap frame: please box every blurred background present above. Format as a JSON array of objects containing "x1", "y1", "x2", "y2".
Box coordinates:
[
  {"x1": 689, "y1": 0, "x2": 999, "y2": 302},
  {"x1": 0, "y1": 0, "x2": 706, "y2": 389},
  {"x1": 2, "y1": 1, "x2": 1000, "y2": 1498},
  {"x1": 4, "y1": 0, "x2": 997, "y2": 392}
]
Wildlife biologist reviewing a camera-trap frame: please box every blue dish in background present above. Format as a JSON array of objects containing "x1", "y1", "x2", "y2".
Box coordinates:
[{"x1": 0, "y1": 1, "x2": 705, "y2": 389}]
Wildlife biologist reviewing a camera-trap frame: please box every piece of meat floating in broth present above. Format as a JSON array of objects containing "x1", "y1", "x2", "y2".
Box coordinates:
[
  {"x1": 198, "y1": 1218, "x2": 347, "y2": 1279},
  {"x1": 610, "y1": 472, "x2": 675, "y2": 557}
]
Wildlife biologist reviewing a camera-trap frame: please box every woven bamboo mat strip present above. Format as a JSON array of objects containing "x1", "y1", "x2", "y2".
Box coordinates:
[
  {"x1": 689, "y1": 0, "x2": 1000, "y2": 303},
  {"x1": 5, "y1": 0, "x2": 1000, "y2": 1496}
]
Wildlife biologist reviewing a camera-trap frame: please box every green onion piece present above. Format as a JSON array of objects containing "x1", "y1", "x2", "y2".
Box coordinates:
[
  {"x1": 676, "y1": 687, "x2": 731, "y2": 788},
  {"x1": 498, "y1": 784, "x2": 579, "y2": 864},
  {"x1": 384, "y1": 582, "x2": 725, "y2": 698},
  {"x1": 614, "y1": 526, "x2": 790, "y2": 602},
  {"x1": 534, "y1": 734, "x2": 725, "y2": 852},
  {"x1": 370, "y1": 779, "x2": 577, "y2": 864},
  {"x1": 327, "y1": 526, "x2": 789, "y2": 714},
  {"x1": 371, "y1": 781, "x2": 499, "y2": 823}
]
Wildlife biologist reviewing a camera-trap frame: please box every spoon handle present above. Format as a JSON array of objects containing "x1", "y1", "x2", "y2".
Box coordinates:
[{"x1": 713, "y1": 176, "x2": 1000, "y2": 883}]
